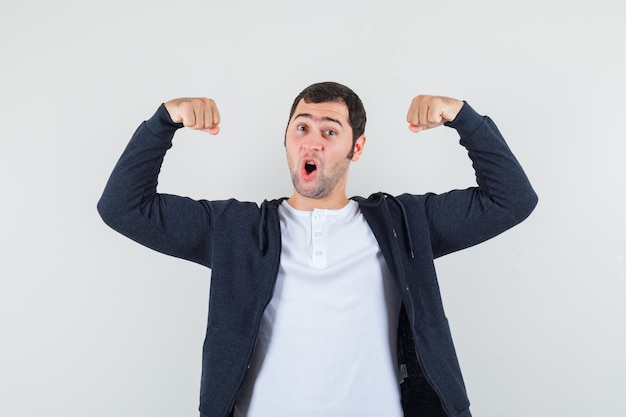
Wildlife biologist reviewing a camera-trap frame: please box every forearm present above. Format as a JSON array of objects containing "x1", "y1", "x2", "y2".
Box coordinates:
[
  {"x1": 450, "y1": 103, "x2": 537, "y2": 212},
  {"x1": 98, "y1": 105, "x2": 178, "y2": 221},
  {"x1": 427, "y1": 103, "x2": 538, "y2": 257},
  {"x1": 97, "y1": 105, "x2": 212, "y2": 265}
]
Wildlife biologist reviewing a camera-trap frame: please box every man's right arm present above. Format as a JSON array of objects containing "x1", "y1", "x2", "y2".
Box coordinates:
[{"x1": 97, "y1": 99, "x2": 221, "y2": 267}]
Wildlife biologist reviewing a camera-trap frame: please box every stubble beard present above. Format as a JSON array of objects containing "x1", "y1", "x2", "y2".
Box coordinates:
[{"x1": 290, "y1": 156, "x2": 351, "y2": 200}]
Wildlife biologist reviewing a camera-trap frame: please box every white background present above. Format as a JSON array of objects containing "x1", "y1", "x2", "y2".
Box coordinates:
[{"x1": 1, "y1": 0, "x2": 625, "y2": 416}]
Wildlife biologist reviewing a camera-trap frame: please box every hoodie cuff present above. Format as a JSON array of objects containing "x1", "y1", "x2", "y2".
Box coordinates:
[
  {"x1": 444, "y1": 101, "x2": 484, "y2": 138},
  {"x1": 144, "y1": 103, "x2": 185, "y2": 139}
]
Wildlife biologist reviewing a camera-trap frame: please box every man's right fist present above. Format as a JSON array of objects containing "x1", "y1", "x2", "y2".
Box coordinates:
[{"x1": 164, "y1": 97, "x2": 221, "y2": 135}]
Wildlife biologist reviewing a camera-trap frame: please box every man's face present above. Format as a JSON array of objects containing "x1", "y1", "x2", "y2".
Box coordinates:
[{"x1": 285, "y1": 99, "x2": 365, "y2": 201}]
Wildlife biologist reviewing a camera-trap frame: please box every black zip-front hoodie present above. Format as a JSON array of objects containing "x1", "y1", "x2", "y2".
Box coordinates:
[{"x1": 98, "y1": 102, "x2": 538, "y2": 417}]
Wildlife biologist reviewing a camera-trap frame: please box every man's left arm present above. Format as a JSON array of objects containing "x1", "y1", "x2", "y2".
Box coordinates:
[{"x1": 407, "y1": 96, "x2": 538, "y2": 258}]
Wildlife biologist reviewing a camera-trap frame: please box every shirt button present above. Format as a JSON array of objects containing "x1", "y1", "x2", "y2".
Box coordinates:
[
  {"x1": 314, "y1": 232, "x2": 321, "y2": 237},
  {"x1": 314, "y1": 250, "x2": 323, "y2": 256}
]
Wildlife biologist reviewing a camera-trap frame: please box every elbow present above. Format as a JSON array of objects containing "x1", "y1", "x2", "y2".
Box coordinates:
[
  {"x1": 97, "y1": 193, "x2": 125, "y2": 231},
  {"x1": 512, "y1": 187, "x2": 539, "y2": 224},
  {"x1": 97, "y1": 195, "x2": 114, "y2": 227}
]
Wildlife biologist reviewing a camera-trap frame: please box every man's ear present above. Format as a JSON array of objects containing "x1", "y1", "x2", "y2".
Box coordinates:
[{"x1": 351, "y1": 135, "x2": 366, "y2": 162}]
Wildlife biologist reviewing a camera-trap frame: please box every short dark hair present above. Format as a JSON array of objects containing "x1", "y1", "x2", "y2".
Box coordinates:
[{"x1": 287, "y1": 82, "x2": 366, "y2": 156}]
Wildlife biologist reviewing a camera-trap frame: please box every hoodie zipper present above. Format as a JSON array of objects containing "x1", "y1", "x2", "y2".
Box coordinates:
[
  {"x1": 380, "y1": 194, "x2": 453, "y2": 417},
  {"x1": 224, "y1": 201, "x2": 283, "y2": 417}
]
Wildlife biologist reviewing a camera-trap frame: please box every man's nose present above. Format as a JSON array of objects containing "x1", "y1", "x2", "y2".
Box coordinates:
[{"x1": 302, "y1": 136, "x2": 322, "y2": 151}]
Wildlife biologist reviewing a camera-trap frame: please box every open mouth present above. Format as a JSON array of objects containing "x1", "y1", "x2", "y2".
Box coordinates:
[
  {"x1": 304, "y1": 161, "x2": 317, "y2": 174},
  {"x1": 301, "y1": 160, "x2": 318, "y2": 180}
]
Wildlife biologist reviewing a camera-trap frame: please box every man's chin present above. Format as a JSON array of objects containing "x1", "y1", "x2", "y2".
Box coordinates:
[{"x1": 293, "y1": 184, "x2": 328, "y2": 200}]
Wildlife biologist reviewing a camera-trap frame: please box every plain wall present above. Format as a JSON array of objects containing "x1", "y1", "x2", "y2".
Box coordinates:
[{"x1": 1, "y1": 0, "x2": 625, "y2": 416}]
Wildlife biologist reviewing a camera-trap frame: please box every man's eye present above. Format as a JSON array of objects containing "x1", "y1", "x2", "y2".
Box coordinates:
[
  {"x1": 297, "y1": 125, "x2": 307, "y2": 131},
  {"x1": 324, "y1": 129, "x2": 337, "y2": 136}
]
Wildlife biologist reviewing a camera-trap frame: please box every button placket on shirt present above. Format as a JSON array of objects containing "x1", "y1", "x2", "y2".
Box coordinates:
[{"x1": 311, "y1": 210, "x2": 326, "y2": 269}]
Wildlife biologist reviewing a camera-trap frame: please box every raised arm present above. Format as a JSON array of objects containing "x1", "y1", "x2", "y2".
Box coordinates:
[
  {"x1": 97, "y1": 98, "x2": 223, "y2": 267},
  {"x1": 404, "y1": 95, "x2": 538, "y2": 258}
]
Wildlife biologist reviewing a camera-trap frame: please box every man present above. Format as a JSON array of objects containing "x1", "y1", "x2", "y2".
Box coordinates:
[{"x1": 98, "y1": 82, "x2": 537, "y2": 417}]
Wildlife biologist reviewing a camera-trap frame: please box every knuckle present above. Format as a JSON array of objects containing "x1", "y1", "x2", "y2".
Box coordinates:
[
  {"x1": 200, "y1": 97, "x2": 216, "y2": 108},
  {"x1": 180, "y1": 100, "x2": 193, "y2": 112}
]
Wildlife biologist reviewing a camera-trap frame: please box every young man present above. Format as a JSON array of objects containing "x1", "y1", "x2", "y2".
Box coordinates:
[{"x1": 98, "y1": 82, "x2": 537, "y2": 417}]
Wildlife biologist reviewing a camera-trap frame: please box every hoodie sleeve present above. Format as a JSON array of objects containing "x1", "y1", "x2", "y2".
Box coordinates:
[
  {"x1": 424, "y1": 103, "x2": 538, "y2": 258},
  {"x1": 97, "y1": 104, "x2": 215, "y2": 267}
]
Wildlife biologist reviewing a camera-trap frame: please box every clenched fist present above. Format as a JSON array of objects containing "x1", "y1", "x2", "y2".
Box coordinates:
[
  {"x1": 407, "y1": 95, "x2": 464, "y2": 133},
  {"x1": 164, "y1": 97, "x2": 221, "y2": 135}
]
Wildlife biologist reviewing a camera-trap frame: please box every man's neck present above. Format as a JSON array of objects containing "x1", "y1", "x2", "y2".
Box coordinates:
[{"x1": 286, "y1": 193, "x2": 350, "y2": 211}]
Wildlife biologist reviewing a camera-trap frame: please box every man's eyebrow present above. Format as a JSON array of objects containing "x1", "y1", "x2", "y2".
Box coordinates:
[{"x1": 294, "y1": 113, "x2": 343, "y2": 127}]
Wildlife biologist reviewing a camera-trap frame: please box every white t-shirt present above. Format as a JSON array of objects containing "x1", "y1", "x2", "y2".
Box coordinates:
[{"x1": 234, "y1": 200, "x2": 403, "y2": 417}]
